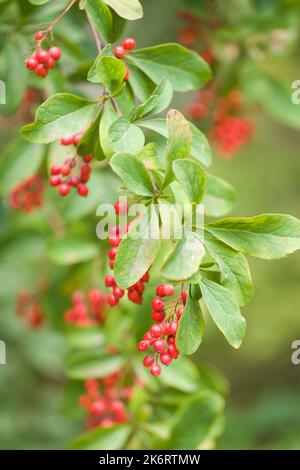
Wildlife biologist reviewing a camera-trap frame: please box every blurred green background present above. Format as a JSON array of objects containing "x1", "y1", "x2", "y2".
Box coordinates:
[{"x1": 1, "y1": 0, "x2": 300, "y2": 450}]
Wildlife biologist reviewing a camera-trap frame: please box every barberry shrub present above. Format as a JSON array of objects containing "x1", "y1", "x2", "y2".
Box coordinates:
[{"x1": 1, "y1": 0, "x2": 300, "y2": 451}]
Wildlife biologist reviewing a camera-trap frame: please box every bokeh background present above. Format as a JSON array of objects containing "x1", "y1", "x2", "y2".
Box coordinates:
[{"x1": 0, "y1": 0, "x2": 300, "y2": 449}]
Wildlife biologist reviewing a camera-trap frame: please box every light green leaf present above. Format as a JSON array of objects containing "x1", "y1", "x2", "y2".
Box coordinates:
[
  {"x1": 204, "y1": 231, "x2": 253, "y2": 306},
  {"x1": 108, "y1": 116, "x2": 145, "y2": 154},
  {"x1": 114, "y1": 208, "x2": 160, "y2": 289},
  {"x1": 177, "y1": 288, "x2": 204, "y2": 355},
  {"x1": 206, "y1": 214, "x2": 300, "y2": 259},
  {"x1": 66, "y1": 349, "x2": 124, "y2": 379},
  {"x1": 168, "y1": 391, "x2": 224, "y2": 450},
  {"x1": 203, "y1": 173, "x2": 236, "y2": 217},
  {"x1": 132, "y1": 79, "x2": 173, "y2": 120},
  {"x1": 200, "y1": 278, "x2": 246, "y2": 348},
  {"x1": 99, "y1": 100, "x2": 118, "y2": 158},
  {"x1": 127, "y1": 63, "x2": 156, "y2": 102},
  {"x1": 86, "y1": 0, "x2": 125, "y2": 43},
  {"x1": 69, "y1": 425, "x2": 131, "y2": 450},
  {"x1": 134, "y1": 143, "x2": 161, "y2": 170},
  {"x1": 49, "y1": 236, "x2": 98, "y2": 265},
  {"x1": 87, "y1": 44, "x2": 114, "y2": 84},
  {"x1": 173, "y1": 159, "x2": 206, "y2": 204},
  {"x1": 97, "y1": 56, "x2": 126, "y2": 95},
  {"x1": 163, "y1": 109, "x2": 192, "y2": 188},
  {"x1": 21, "y1": 94, "x2": 99, "y2": 144},
  {"x1": 128, "y1": 43, "x2": 212, "y2": 92},
  {"x1": 162, "y1": 229, "x2": 205, "y2": 280},
  {"x1": 110, "y1": 152, "x2": 154, "y2": 196},
  {"x1": 104, "y1": 0, "x2": 143, "y2": 20}
]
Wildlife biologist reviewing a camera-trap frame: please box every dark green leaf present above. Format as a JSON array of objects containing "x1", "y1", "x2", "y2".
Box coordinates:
[
  {"x1": 132, "y1": 79, "x2": 173, "y2": 120},
  {"x1": 86, "y1": 0, "x2": 125, "y2": 43},
  {"x1": 97, "y1": 56, "x2": 126, "y2": 95},
  {"x1": 110, "y1": 152, "x2": 154, "y2": 196},
  {"x1": 127, "y1": 63, "x2": 156, "y2": 102},
  {"x1": 177, "y1": 288, "x2": 204, "y2": 355},
  {"x1": 87, "y1": 44, "x2": 114, "y2": 84},
  {"x1": 77, "y1": 112, "x2": 105, "y2": 161},
  {"x1": 173, "y1": 159, "x2": 206, "y2": 204}
]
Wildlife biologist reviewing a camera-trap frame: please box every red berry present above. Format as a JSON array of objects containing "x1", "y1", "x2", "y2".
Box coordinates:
[
  {"x1": 124, "y1": 68, "x2": 130, "y2": 81},
  {"x1": 83, "y1": 155, "x2": 92, "y2": 163},
  {"x1": 134, "y1": 281, "x2": 145, "y2": 294},
  {"x1": 90, "y1": 400, "x2": 105, "y2": 416},
  {"x1": 113, "y1": 286, "x2": 124, "y2": 299},
  {"x1": 141, "y1": 272, "x2": 150, "y2": 283},
  {"x1": 153, "y1": 339, "x2": 166, "y2": 353},
  {"x1": 114, "y1": 200, "x2": 128, "y2": 215},
  {"x1": 113, "y1": 46, "x2": 126, "y2": 58},
  {"x1": 49, "y1": 47, "x2": 62, "y2": 60},
  {"x1": 58, "y1": 182, "x2": 70, "y2": 196},
  {"x1": 127, "y1": 289, "x2": 141, "y2": 304},
  {"x1": 77, "y1": 183, "x2": 89, "y2": 197},
  {"x1": 36, "y1": 49, "x2": 50, "y2": 63},
  {"x1": 143, "y1": 332, "x2": 153, "y2": 342},
  {"x1": 150, "y1": 363, "x2": 161, "y2": 376},
  {"x1": 160, "y1": 352, "x2": 172, "y2": 366},
  {"x1": 181, "y1": 291, "x2": 188, "y2": 305},
  {"x1": 69, "y1": 175, "x2": 80, "y2": 187},
  {"x1": 151, "y1": 298, "x2": 164, "y2": 312},
  {"x1": 177, "y1": 307, "x2": 184, "y2": 320},
  {"x1": 50, "y1": 175, "x2": 60, "y2": 186},
  {"x1": 109, "y1": 259, "x2": 115, "y2": 269},
  {"x1": 168, "y1": 321, "x2": 178, "y2": 335},
  {"x1": 72, "y1": 134, "x2": 81, "y2": 145},
  {"x1": 167, "y1": 335, "x2": 176, "y2": 345},
  {"x1": 51, "y1": 165, "x2": 61, "y2": 175},
  {"x1": 162, "y1": 284, "x2": 174, "y2": 297},
  {"x1": 150, "y1": 324, "x2": 163, "y2": 338},
  {"x1": 123, "y1": 37, "x2": 136, "y2": 51},
  {"x1": 105, "y1": 274, "x2": 116, "y2": 287},
  {"x1": 138, "y1": 340, "x2": 150, "y2": 352},
  {"x1": 109, "y1": 236, "x2": 121, "y2": 247},
  {"x1": 35, "y1": 64, "x2": 48, "y2": 78},
  {"x1": 168, "y1": 344, "x2": 179, "y2": 359},
  {"x1": 60, "y1": 137, "x2": 73, "y2": 146},
  {"x1": 26, "y1": 57, "x2": 38, "y2": 70},
  {"x1": 143, "y1": 355, "x2": 155, "y2": 367},
  {"x1": 61, "y1": 164, "x2": 71, "y2": 176},
  {"x1": 108, "y1": 294, "x2": 118, "y2": 307},
  {"x1": 109, "y1": 247, "x2": 118, "y2": 260},
  {"x1": 151, "y1": 310, "x2": 165, "y2": 322},
  {"x1": 155, "y1": 284, "x2": 164, "y2": 297},
  {"x1": 34, "y1": 31, "x2": 44, "y2": 41},
  {"x1": 46, "y1": 57, "x2": 56, "y2": 69},
  {"x1": 110, "y1": 400, "x2": 125, "y2": 416}
]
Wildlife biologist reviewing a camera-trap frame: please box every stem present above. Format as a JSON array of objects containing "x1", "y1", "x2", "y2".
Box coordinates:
[
  {"x1": 37, "y1": 0, "x2": 78, "y2": 45},
  {"x1": 86, "y1": 13, "x2": 102, "y2": 52}
]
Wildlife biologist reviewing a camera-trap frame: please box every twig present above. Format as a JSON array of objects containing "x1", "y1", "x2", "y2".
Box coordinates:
[
  {"x1": 86, "y1": 13, "x2": 102, "y2": 52},
  {"x1": 36, "y1": 0, "x2": 79, "y2": 45}
]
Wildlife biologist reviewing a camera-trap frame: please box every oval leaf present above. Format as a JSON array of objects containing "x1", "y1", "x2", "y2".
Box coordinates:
[
  {"x1": 203, "y1": 173, "x2": 236, "y2": 217},
  {"x1": 173, "y1": 159, "x2": 206, "y2": 204},
  {"x1": 49, "y1": 236, "x2": 98, "y2": 265},
  {"x1": 109, "y1": 116, "x2": 145, "y2": 154},
  {"x1": 110, "y1": 152, "x2": 154, "y2": 196},
  {"x1": 69, "y1": 425, "x2": 131, "y2": 450},
  {"x1": 104, "y1": 0, "x2": 143, "y2": 20},
  {"x1": 177, "y1": 289, "x2": 204, "y2": 355}
]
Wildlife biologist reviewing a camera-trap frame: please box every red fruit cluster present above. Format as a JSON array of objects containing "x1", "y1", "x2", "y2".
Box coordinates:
[
  {"x1": 25, "y1": 38, "x2": 62, "y2": 78},
  {"x1": 138, "y1": 286, "x2": 188, "y2": 376},
  {"x1": 15, "y1": 290, "x2": 44, "y2": 329},
  {"x1": 50, "y1": 134, "x2": 92, "y2": 197},
  {"x1": 105, "y1": 200, "x2": 150, "y2": 307},
  {"x1": 79, "y1": 373, "x2": 132, "y2": 429},
  {"x1": 178, "y1": 10, "x2": 203, "y2": 47},
  {"x1": 113, "y1": 37, "x2": 136, "y2": 80},
  {"x1": 211, "y1": 116, "x2": 253, "y2": 157},
  {"x1": 186, "y1": 84, "x2": 215, "y2": 121},
  {"x1": 64, "y1": 289, "x2": 107, "y2": 327},
  {"x1": 9, "y1": 174, "x2": 44, "y2": 213}
]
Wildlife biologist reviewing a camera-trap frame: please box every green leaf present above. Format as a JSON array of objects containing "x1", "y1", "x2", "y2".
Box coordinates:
[
  {"x1": 0, "y1": 139, "x2": 44, "y2": 194},
  {"x1": 85, "y1": 0, "x2": 125, "y2": 43},
  {"x1": 189, "y1": 122, "x2": 212, "y2": 167},
  {"x1": 0, "y1": 38, "x2": 28, "y2": 116},
  {"x1": 49, "y1": 236, "x2": 98, "y2": 265},
  {"x1": 132, "y1": 79, "x2": 173, "y2": 120},
  {"x1": 206, "y1": 214, "x2": 300, "y2": 259},
  {"x1": 77, "y1": 112, "x2": 105, "y2": 161},
  {"x1": 204, "y1": 231, "x2": 253, "y2": 306},
  {"x1": 127, "y1": 63, "x2": 156, "y2": 102},
  {"x1": 21, "y1": 94, "x2": 99, "y2": 144},
  {"x1": 114, "y1": 208, "x2": 160, "y2": 289},
  {"x1": 168, "y1": 391, "x2": 224, "y2": 450},
  {"x1": 97, "y1": 56, "x2": 126, "y2": 95},
  {"x1": 177, "y1": 288, "x2": 204, "y2": 355},
  {"x1": 110, "y1": 152, "x2": 154, "y2": 196},
  {"x1": 108, "y1": 116, "x2": 145, "y2": 154},
  {"x1": 158, "y1": 358, "x2": 202, "y2": 393},
  {"x1": 28, "y1": 0, "x2": 50, "y2": 4},
  {"x1": 162, "y1": 230, "x2": 205, "y2": 281},
  {"x1": 173, "y1": 159, "x2": 206, "y2": 204},
  {"x1": 200, "y1": 278, "x2": 246, "y2": 349},
  {"x1": 128, "y1": 43, "x2": 212, "y2": 92},
  {"x1": 87, "y1": 44, "x2": 114, "y2": 84},
  {"x1": 134, "y1": 143, "x2": 161, "y2": 170},
  {"x1": 163, "y1": 109, "x2": 192, "y2": 188},
  {"x1": 103, "y1": 0, "x2": 143, "y2": 20},
  {"x1": 69, "y1": 425, "x2": 131, "y2": 450},
  {"x1": 99, "y1": 100, "x2": 118, "y2": 159},
  {"x1": 138, "y1": 118, "x2": 210, "y2": 167},
  {"x1": 203, "y1": 173, "x2": 236, "y2": 217},
  {"x1": 66, "y1": 349, "x2": 124, "y2": 379}
]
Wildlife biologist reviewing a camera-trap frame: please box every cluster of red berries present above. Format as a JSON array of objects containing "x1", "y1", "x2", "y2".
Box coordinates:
[
  {"x1": 15, "y1": 290, "x2": 44, "y2": 329},
  {"x1": 211, "y1": 90, "x2": 253, "y2": 158},
  {"x1": 64, "y1": 289, "x2": 107, "y2": 327},
  {"x1": 9, "y1": 174, "x2": 44, "y2": 213},
  {"x1": 49, "y1": 134, "x2": 92, "y2": 197},
  {"x1": 186, "y1": 83, "x2": 215, "y2": 121},
  {"x1": 25, "y1": 31, "x2": 62, "y2": 78},
  {"x1": 138, "y1": 285, "x2": 188, "y2": 377},
  {"x1": 113, "y1": 37, "x2": 137, "y2": 81},
  {"x1": 79, "y1": 374, "x2": 132, "y2": 429},
  {"x1": 178, "y1": 11, "x2": 215, "y2": 65},
  {"x1": 104, "y1": 200, "x2": 150, "y2": 307}
]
